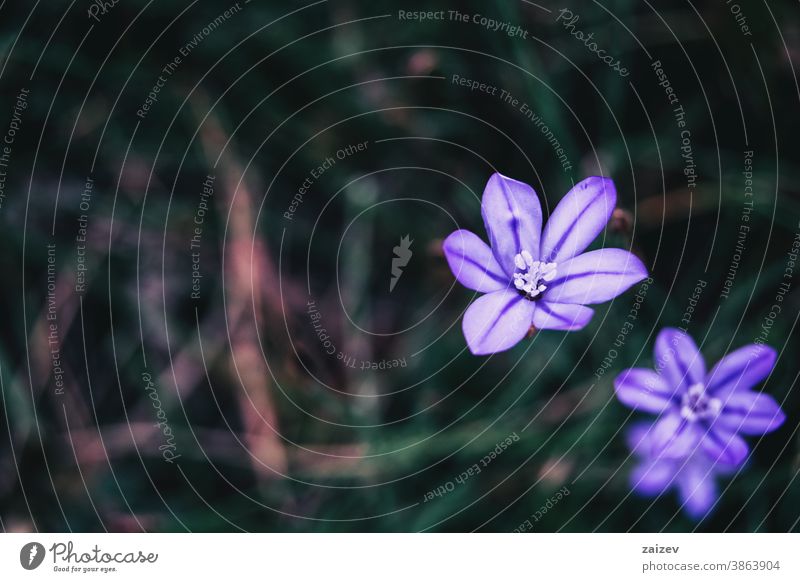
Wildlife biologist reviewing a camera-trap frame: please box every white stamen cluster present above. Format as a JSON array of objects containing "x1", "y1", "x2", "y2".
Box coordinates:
[
  {"x1": 513, "y1": 250, "x2": 557, "y2": 299},
  {"x1": 680, "y1": 383, "x2": 722, "y2": 422}
]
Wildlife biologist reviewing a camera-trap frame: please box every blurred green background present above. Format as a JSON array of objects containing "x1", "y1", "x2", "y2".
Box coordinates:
[{"x1": 0, "y1": 0, "x2": 798, "y2": 532}]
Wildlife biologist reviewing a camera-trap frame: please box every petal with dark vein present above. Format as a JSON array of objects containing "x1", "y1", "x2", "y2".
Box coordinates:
[{"x1": 462, "y1": 289, "x2": 535, "y2": 355}]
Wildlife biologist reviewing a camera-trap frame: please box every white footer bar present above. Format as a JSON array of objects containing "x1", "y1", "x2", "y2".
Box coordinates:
[{"x1": 1, "y1": 533, "x2": 796, "y2": 580}]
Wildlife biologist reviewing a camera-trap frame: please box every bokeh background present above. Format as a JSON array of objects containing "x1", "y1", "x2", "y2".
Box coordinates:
[{"x1": 0, "y1": 0, "x2": 798, "y2": 532}]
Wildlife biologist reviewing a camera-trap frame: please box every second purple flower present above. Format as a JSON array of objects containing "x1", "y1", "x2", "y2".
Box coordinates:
[{"x1": 615, "y1": 328, "x2": 786, "y2": 466}]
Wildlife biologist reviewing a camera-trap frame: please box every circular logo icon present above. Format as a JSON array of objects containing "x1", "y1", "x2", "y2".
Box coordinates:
[{"x1": 20, "y1": 542, "x2": 46, "y2": 570}]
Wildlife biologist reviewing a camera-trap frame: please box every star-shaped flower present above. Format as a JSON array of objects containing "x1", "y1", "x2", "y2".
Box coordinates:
[
  {"x1": 615, "y1": 328, "x2": 786, "y2": 466},
  {"x1": 444, "y1": 173, "x2": 648, "y2": 355}
]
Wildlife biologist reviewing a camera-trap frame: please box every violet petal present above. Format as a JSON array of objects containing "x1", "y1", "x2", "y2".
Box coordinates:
[
  {"x1": 676, "y1": 461, "x2": 718, "y2": 519},
  {"x1": 700, "y1": 427, "x2": 749, "y2": 466},
  {"x1": 626, "y1": 421, "x2": 656, "y2": 455},
  {"x1": 480, "y1": 173, "x2": 542, "y2": 277},
  {"x1": 531, "y1": 301, "x2": 594, "y2": 331},
  {"x1": 545, "y1": 248, "x2": 647, "y2": 305},
  {"x1": 461, "y1": 289, "x2": 535, "y2": 355},
  {"x1": 443, "y1": 229, "x2": 508, "y2": 293},
  {"x1": 631, "y1": 458, "x2": 676, "y2": 496},
  {"x1": 614, "y1": 368, "x2": 676, "y2": 414},
  {"x1": 716, "y1": 391, "x2": 786, "y2": 435},
  {"x1": 654, "y1": 328, "x2": 706, "y2": 394},
  {"x1": 706, "y1": 344, "x2": 777, "y2": 397},
  {"x1": 651, "y1": 413, "x2": 702, "y2": 459},
  {"x1": 540, "y1": 176, "x2": 617, "y2": 263}
]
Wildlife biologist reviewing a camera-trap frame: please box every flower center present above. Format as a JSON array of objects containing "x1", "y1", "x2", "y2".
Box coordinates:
[
  {"x1": 680, "y1": 383, "x2": 722, "y2": 422},
  {"x1": 512, "y1": 250, "x2": 557, "y2": 300}
]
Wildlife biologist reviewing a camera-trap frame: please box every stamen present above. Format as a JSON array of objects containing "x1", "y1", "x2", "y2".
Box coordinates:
[
  {"x1": 512, "y1": 250, "x2": 558, "y2": 300},
  {"x1": 680, "y1": 383, "x2": 722, "y2": 422}
]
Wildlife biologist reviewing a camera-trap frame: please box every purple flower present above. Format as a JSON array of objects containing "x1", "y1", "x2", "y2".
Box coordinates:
[
  {"x1": 627, "y1": 422, "x2": 737, "y2": 520},
  {"x1": 615, "y1": 328, "x2": 786, "y2": 467},
  {"x1": 443, "y1": 173, "x2": 648, "y2": 355}
]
